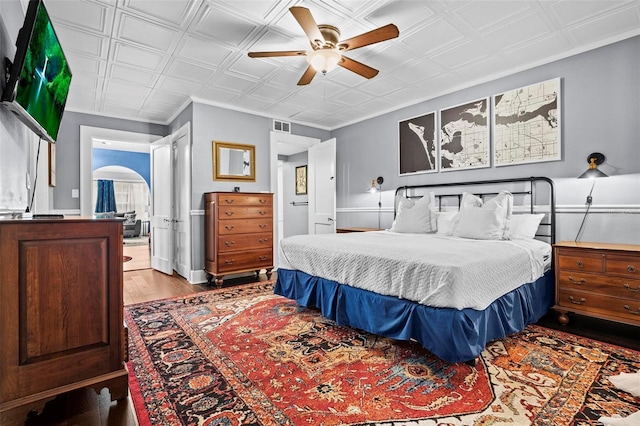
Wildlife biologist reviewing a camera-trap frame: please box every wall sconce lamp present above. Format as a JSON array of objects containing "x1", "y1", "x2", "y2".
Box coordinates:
[
  {"x1": 578, "y1": 152, "x2": 608, "y2": 179},
  {"x1": 368, "y1": 176, "x2": 384, "y2": 229},
  {"x1": 575, "y1": 152, "x2": 608, "y2": 241}
]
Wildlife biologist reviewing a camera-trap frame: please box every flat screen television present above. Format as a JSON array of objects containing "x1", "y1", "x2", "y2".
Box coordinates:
[{"x1": 2, "y1": 0, "x2": 72, "y2": 143}]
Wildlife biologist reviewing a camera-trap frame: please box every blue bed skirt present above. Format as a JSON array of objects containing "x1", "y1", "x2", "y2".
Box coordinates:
[{"x1": 274, "y1": 269, "x2": 554, "y2": 363}]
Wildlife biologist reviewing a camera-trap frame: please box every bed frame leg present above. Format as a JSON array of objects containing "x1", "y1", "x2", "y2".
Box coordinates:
[{"x1": 465, "y1": 358, "x2": 477, "y2": 367}]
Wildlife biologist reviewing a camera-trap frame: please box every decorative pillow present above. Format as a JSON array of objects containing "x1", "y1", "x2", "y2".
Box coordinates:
[
  {"x1": 507, "y1": 213, "x2": 545, "y2": 239},
  {"x1": 390, "y1": 192, "x2": 437, "y2": 233},
  {"x1": 124, "y1": 212, "x2": 137, "y2": 225},
  {"x1": 453, "y1": 191, "x2": 513, "y2": 240},
  {"x1": 436, "y1": 211, "x2": 458, "y2": 235}
]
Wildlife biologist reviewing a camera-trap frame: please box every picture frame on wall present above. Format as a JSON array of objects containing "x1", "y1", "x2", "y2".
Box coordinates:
[
  {"x1": 398, "y1": 111, "x2": 437, "y2": 175},
  {"x1": 295, "y1": 165, "x2": 307, "y2": 195},
  {"x1": 48, "y1": 142, "x2": 56, "y2": 187},
  {"x1": 439, "y1": 98, "x2": 490, "y2": 171},
  {"x1": 492, "y1": 78, "x2": 561, "y2": 166}
]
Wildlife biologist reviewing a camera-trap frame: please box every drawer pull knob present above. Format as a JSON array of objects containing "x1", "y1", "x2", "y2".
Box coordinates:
[
  {"x1": 225, "y1": 199, "x2": 234, "y2": 204},
  {"x1": 569, "y1": 296, "x2": 586, "y2": 305},
  {"x1": 259, "y1": 199, "x2": 267, "y2": 204},
  {"x1": 259, "y1": 210, "x2": 267, "y2": 215},
  {"x1": 628, "y1": 265, "x2": 636, "y2": 273},
  {"x1": 225, "y1": 259, "x2": 235, "y2": 265},
  {"x1": 259, "y1": 238, "x2": 266, "y2": 243},
  {"x1": 576, "y1": 260, "x2": 584, "y2": 268},
  {"x1": 259, "y1": 224, "x2": 267, "y2": 229},
  {"x1": 624, "y1": 305, "x2": 640, "y2": 315},
  {"x1": 225, "y1": 211, "x2": 234, "y2": 216},
  {"x1": 225, "y1": 225, "x2": 235, "y2": 231},
  {"x1": 225, "y1": 241, "x2": 235, "y2": 247},
  {"x1": 623, "y1": 283, "x2": 640, "y2": 292},
  {"x1": 258, "y1": 256, "x2": 267, "y2": 261},
  {"x1": 568, "y1": 276, "x2": 586, "y2": 285}
]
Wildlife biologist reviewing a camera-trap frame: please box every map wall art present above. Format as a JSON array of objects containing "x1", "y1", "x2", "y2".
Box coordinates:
[
  {"x1": 493, "y1": 78, "x2": 561, "y2": 166},
  {"x1": 439, "y1": 98, "x2": 490, "y2": 171},
  {"x1": 398, "y1": 111, "x2": 437, "y2": 175}
]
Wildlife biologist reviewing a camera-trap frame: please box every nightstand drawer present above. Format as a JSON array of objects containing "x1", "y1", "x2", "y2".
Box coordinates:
[
  {"x1": 556, "y1": 249, "x2": 603, "y2": 273},
  {"x1": 557, "y1": 271, "x2": 640, "y2": 300},
  {"x1": 606, "y1": 255, "x2": 640, "y2": 278},
  {"x1": 557, "y1": 289, "x2": 640, "y2": 323}
]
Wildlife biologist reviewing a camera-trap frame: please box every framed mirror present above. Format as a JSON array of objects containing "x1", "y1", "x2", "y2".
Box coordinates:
[{"x1": 213, "y1": 141, "x2": 256, "y2": 181}]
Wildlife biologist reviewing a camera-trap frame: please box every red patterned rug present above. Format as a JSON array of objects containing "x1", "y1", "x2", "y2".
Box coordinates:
[{"x1": 124, "y1": 281, "x2": 640, "y2": 425}]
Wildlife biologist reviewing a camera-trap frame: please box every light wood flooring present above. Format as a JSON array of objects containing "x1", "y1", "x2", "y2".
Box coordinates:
[{"x1": 23, "y1": 266, "x2": 269, "y2": 426}]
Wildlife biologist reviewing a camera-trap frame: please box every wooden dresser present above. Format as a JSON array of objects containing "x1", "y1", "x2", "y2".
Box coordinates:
[
  {"x1": 553, "y1": 241, "x2": 640, "y2": 326},
  {"x1": 0, "y1": 218, "x2": 128, "y2": 425},
  {"x1": 204, "y1": 192, "x2": 274, "y2": 287}
]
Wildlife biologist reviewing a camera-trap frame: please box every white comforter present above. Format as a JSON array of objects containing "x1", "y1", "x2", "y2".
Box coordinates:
[{"x1": 279, "y1": 231, "x2": 551, "y2": 310}]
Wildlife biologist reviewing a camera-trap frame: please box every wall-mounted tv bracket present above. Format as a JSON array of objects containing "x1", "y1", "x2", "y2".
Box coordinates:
[{"x1": 4, "y1": 57, "x2": 12, "y2": 85}]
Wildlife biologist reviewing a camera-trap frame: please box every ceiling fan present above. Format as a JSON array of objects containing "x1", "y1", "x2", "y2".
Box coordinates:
[{"x1": 248, "y1": 6, "x2": 399, "y2": 85}]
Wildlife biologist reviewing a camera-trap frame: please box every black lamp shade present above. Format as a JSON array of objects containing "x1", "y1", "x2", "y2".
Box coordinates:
[{"x1": 578, "y1": 152, "x2": 608, "y2": 179}]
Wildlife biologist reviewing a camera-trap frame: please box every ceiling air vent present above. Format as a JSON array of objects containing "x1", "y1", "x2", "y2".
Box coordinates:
[{"x1": 273, "y1": 119, "x2": 291, "y2": 133}]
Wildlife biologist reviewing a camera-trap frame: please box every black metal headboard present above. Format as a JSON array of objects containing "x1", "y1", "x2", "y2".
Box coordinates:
[{"x1": 394, "y1": 176, "x2": 556, "y2": 244}]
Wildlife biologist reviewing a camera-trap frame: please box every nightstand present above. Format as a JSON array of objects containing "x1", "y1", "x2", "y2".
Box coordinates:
[
  {"x1": 336, "y1": 227, "x2": 383, "y2": 233},
  {"x1": 553, "y1": 241, "x2": 640, "y2": 326}
]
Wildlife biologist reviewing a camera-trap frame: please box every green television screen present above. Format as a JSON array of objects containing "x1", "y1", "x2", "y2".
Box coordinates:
[{"x1": 2, "y1": 0, "x2": 72, "y2": 143}]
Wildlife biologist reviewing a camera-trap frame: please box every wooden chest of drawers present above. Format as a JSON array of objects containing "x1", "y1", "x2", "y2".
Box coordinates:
[
  {"x1": 204, "y1": 192, "x2": 274, "y2": 287},
  {"x1": 553, "y1": 241, "x2": 640, "y2": 326}
]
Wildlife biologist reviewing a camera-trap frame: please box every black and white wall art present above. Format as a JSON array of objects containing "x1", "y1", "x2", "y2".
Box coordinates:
[
  {"x1": 398, "y1": 111, "x2": 437, "y2": 175},
  {"x1": 439, "y1": 98, "x2": 490, "y2": 171}
]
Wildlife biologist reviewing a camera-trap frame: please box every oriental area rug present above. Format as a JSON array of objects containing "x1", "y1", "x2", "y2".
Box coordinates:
[{"x1": 124, "y1": 281, "x2": 640, "y2": 426}]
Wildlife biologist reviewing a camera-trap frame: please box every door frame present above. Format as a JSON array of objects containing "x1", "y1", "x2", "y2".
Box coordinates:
[
  {"x1": 80, "y1": 126, "x2": 160, "y2": 216},
  {"x1": 269, "y1": 132, "x2": 320, "y2": 269}
]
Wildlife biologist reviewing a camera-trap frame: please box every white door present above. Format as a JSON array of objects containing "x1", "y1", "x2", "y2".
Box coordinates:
[
  {"x1": 150, "y1": 136, "x2": 173, "y2": 274},
  {"x1": 308, "y1": 138, "x2": 336, "y2": 234},
  {"x1": 172, "y1": 123, "x2": 191, "y2": 280}
]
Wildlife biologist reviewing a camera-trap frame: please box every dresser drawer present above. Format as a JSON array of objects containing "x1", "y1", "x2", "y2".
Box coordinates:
[
  {"x1": 218, "y1": 219, "x2": 272, "y2": 235},
  {"x1": 606, "y1": 254, "x2": 640, "y2": 278},
  {"x1": 217, "y1": 249, "x2": 273, "y2": 273},
  {"x1": 218, "y1": 194, "x2": 272, "y2": 207},
  {"x1": 218, "y1": 233, "x2": 272, "y2": 253},
  {"x1": 218, "y1": 206, "x2": 273, "y2": 220},
  {"x1": 556, "y1": 249, "x2": 604, "y2": 273},
  {"x1": 557, "y1": 289, "x2": 640, "y2": 324},
  {"x1": 557, "y1": 271, "x2": 640, "y2": 300}
]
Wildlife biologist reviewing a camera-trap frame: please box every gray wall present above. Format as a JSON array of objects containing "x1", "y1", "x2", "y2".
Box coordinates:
[
  {"x1": 0, "y1": 0, "x2": 33, "y2": 213},
  {"x1": 281, "y1": 151, "x2": 309, "y2": 238},
  {"x1": 332, "y1": 36, "x2": 640, "y2": 244}
]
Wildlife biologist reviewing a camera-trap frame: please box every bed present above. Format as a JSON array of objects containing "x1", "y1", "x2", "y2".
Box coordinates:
[{"x1": 274, "y1": 177, "x2": 556, "y2": 363}]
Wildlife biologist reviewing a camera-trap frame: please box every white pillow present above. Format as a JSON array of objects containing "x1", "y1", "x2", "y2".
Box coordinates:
[
  {"x1": 507, "y1": 213, "x2": 545, "y2": 239},
  {"x1": 390, "y1": 192, "x2": 437, "y2": 233},
  {"x1": 436, "y1": 211, "x2": 458, "y2": 235},
  {"x1": 453, "y1": 191, "x2": 513, "y2": 240}
]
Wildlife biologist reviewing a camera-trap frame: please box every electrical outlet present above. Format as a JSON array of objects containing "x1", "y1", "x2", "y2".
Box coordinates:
[
  {"x1": 26, "y1": 173, "x2": 31, "y2": 190},
  {"x1": 72, "y1": 189, "x2": 79, "y2": 198}
]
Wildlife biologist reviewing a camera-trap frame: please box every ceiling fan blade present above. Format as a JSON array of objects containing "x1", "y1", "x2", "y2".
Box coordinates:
[
  {"x1": 248, "y1": 50, "x2": 306, "y2": 58},
  {"x1": 338, "y1": 24, "x2": 399, "y2": 51},
  {"x1": 289, "y1": 6, "x2": 324, "y2": 47},
  {"x1": 339, "y1": 56, "x2": 379, "y2": 79},
  {"x1": 297, "y1": 65, "x2": 317, "y2": 86}
]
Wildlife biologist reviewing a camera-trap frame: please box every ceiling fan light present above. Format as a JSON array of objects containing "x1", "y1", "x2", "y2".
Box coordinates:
[{"x1": 306, "y1": 49, "x2": 341, "y2": 73}]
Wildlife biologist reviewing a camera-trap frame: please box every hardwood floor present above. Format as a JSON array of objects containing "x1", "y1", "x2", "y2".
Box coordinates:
[
  {"x1": 23, "y1": 268, "x2": 267, "y2": 426},
  {"x1": 122, "y1": 244, "x2": 150, "y2": 272}
]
